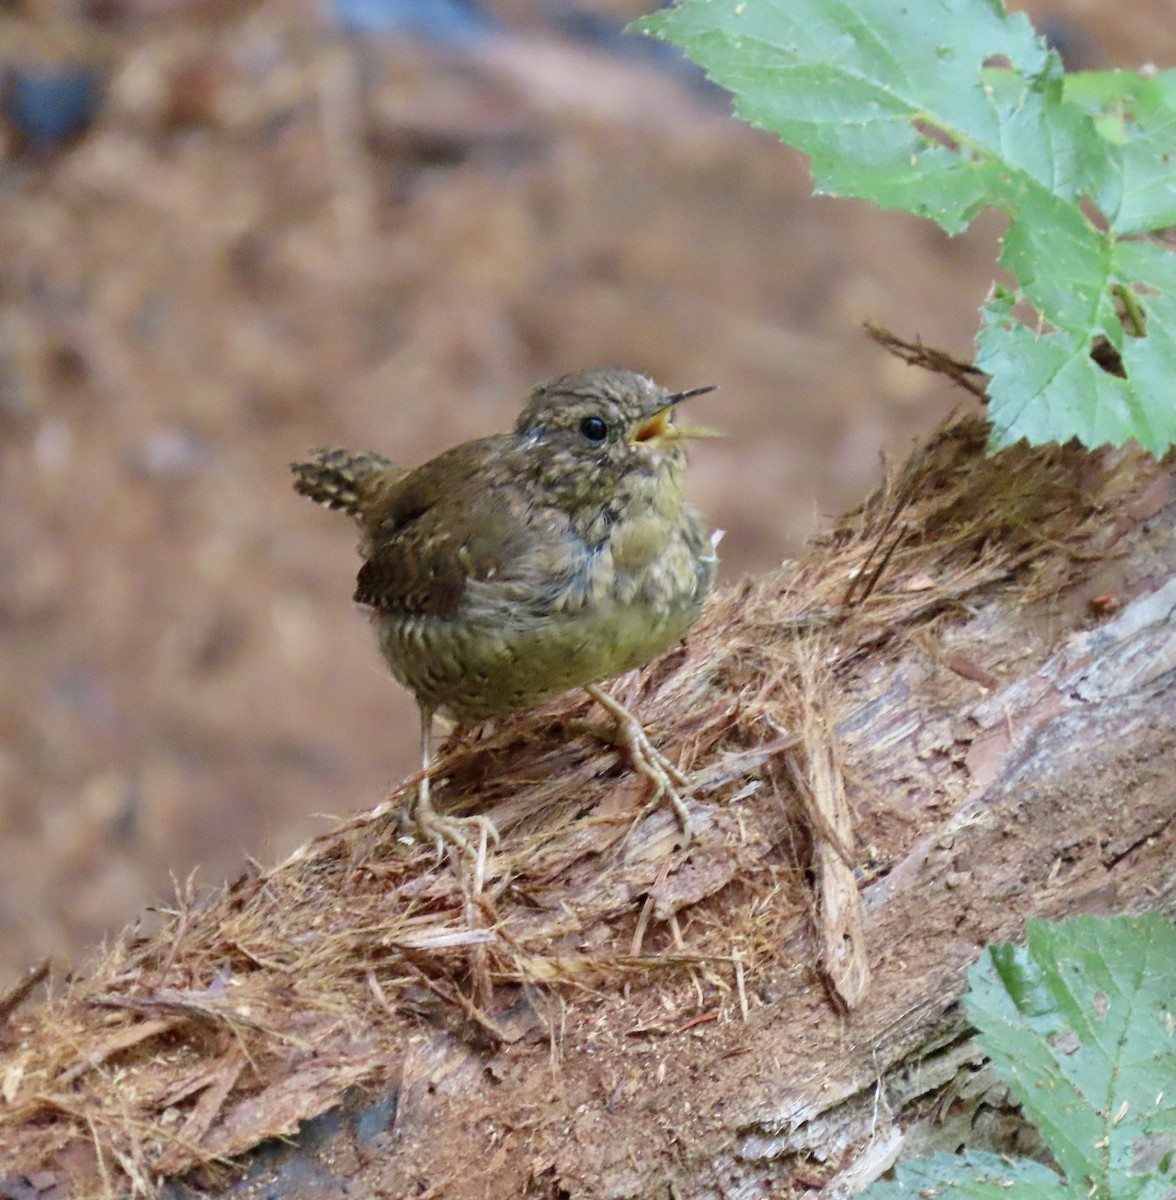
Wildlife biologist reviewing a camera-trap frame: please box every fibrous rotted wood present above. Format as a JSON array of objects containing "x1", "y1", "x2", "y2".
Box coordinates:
[{"x1": 1, "y1": 421, "x2": 1174, "y2": 1199}]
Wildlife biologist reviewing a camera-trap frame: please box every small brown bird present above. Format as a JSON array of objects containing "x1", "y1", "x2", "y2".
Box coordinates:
[{"x1": 292, "y1": 368, "x2": 718, "y2": 852}]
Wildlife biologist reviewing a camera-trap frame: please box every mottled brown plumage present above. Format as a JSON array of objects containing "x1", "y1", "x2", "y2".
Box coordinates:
[{"x1": 292, "y1": 368, "x2": 718, "y2": 853}]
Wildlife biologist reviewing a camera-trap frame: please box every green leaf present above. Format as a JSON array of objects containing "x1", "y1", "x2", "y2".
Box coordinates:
[
  {"x1": 864, "y1": 1150, "x2": 1073, "y2": 1199},
  {"x1": 978, "y1": 261, "x2": 1176, "y2": 453},
  {"x1": 1063, "y1": 71, "x2": 1176, "y2": 234},
  {"x1": 636, "y1": 1, "x2": 1176, "y2": 454},
  {"x1": 967, "y1": 916, "x2": 1176, "y2": 1200}
]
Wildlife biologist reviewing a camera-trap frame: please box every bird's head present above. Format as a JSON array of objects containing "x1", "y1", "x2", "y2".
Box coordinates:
[{"x1": 513, "y1": 368, "x2": 716, "y2": 516}]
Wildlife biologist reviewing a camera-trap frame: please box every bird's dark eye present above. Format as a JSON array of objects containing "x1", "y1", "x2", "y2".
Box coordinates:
[{"x1": 579, "y1": 415, "x2": 608, "y2": 443}]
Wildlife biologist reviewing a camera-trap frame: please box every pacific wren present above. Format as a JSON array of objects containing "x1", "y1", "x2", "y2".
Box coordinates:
[{"x1": 292, "y1": 368, "x2": 718, "y2": 853}]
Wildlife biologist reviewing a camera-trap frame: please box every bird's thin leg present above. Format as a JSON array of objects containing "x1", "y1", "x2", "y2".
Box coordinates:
[
  {"x1": 584, "y1": 683, "x2": 693, "y2": 844},
  {"x1": 410, "y1": 703, "x2": 500, "y2": 856}
]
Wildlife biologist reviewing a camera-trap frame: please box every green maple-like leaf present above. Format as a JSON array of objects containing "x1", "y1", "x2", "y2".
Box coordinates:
[
  {"x1": 862, "y1": 917, "x2": 1176, "y2": 1200},
  {"x1": 967, "y1": 916, "x2": 1176, "y2": 1200},
  {"x1": 864, "y1": 1150, "x2": 1074, "y2": 1199},
  {"x1": 637, "y1": 0, "x2": 1176, "y2": 454}
]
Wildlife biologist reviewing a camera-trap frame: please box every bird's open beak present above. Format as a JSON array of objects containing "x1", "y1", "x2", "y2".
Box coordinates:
[{"x1": 633, "y1": 385, "x2": 720, "y2": 444}]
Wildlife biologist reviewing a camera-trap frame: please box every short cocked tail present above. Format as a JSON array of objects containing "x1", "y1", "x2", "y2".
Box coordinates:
[{"x1": 290, "y1": 448, "x2": 399, "y2": 520}]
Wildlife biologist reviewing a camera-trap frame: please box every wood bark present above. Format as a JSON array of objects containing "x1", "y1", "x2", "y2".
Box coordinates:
[{"x1": 2, "y1": 427, "x2": 1174, "y2": 1200}]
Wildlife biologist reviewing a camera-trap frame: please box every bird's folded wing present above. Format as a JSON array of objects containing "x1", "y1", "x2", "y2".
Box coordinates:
[{"x1": 355, "y1": 479, "x2": 535, "y2": 619}]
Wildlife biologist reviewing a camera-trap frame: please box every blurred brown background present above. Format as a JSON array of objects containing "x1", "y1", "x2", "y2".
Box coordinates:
[{"x1": 0, "y1": 0, "x2": 1168, "y2": 979}]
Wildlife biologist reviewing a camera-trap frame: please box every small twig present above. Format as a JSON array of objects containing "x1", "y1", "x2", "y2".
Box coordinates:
[
  {"x1": 0, "y1": 959, "x2": 49, "y2": 1026},
  {"x1": 845, "y1": 520, "x2": 908, "y2": 609},
  {"x1": 675, "y1": 1010, "x2": 719, "y2": 1033},
  {"x1": 865, "y1": 322, "x2": 990, "y2": 399},
  {"x1": 668, "y1": 912, "x2": 685, "y2": 951},
  {"x1": 630, "y1": 895, "x2": 656, "y2": 958},
  {"x1": 630, "y1": 855, "x2": 675, "y2": 956},
  {"x1": 87, "y1": 1113, "x2": 114, "y2": 1200},
  {"x1": 366, "y1": 969, "x2": 397, "y2": 1018},
  {"x1": 154, "y1": 868, "x2": 200, "y2": 988},
  {"x1": 58, "y1": 1016, "x2": 183, "y2": 1086},
  {"x1": 87, "y1": 991, "x2": 295, "y2": 1044},
  {"x1": 843, "y1": 471, "x2": 920, "y2": 608},
  {"x1": 734, "y1": 954, "x2": 749, "y2": 1021}
]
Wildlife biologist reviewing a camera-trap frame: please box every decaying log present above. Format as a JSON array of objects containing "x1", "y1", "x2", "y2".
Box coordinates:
[{"x1": 1, "y1": 419, "x2": 1174, "y2": 1199}]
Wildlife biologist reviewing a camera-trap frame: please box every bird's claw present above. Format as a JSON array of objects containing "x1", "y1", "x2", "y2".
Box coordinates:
[
  {"x1": 585, "y1": 684, "x2": 694, "y2": 847},
  {"x1": 416, "y1": 810, "x2": 500, "y2": 860}
]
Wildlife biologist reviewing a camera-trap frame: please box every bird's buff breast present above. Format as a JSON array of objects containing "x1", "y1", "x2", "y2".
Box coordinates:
[
  {"x1": 374, "y1": 600, "x2": 698, "y2": 721},
  {"x1": 372, "y1": 524, "x2": 713, "y2": 721}
]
